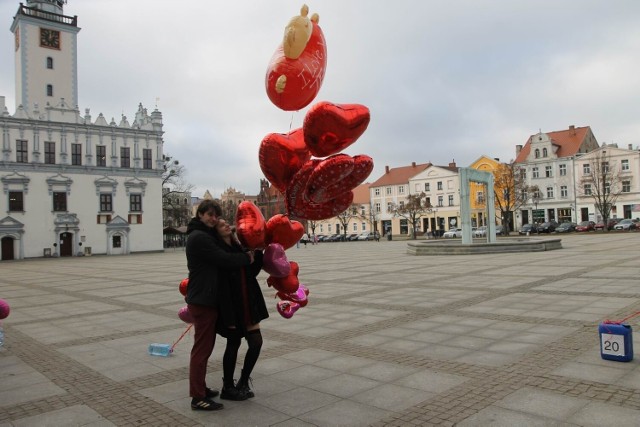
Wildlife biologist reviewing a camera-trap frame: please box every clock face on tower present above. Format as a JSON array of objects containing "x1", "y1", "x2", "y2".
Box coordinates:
[{"x1": 40, "y1": 28, "x2": 60, "y2": 49}]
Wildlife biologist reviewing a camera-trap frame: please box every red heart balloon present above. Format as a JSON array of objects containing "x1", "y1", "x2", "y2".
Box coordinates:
[
  {"x1": 265, "y1": 214, "x2": 304, "y2": 250},
  {"x1": 267, "y1": 261, "x2": 300, "y2": 293},
  {"x1": 259, "y1": 128, "x2": 311, "y2": 193},
  {"x1": 276, "y1": 283, "x2": 309, "y2": 307},
  {"x1": 265, "y1": 11, "x2": 327, "y2": 111},
  {"x1": 276, "y1": 300, "x2": 301, "y2": 319},
  {"x1": 305, "y1": 154, "x2": 354, "y2": 203},
  {"x1": 285, "y1": 159, "x2": 355, "y2": 220},
  {"x1": 303, "y1": 102, "x2": 371, "y2": 157},
  {"x1": 179, "y1": 278, "x2": 189, "y2": 297},
  {"x1": 235, "y1": 201, "x2": 266, "y2": 249},
  {"x1": 310, "y1": 154, "x2": 374, "y2": 203}
]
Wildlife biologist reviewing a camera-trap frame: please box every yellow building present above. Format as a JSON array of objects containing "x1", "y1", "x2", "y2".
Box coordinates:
[{"x1": 469, "y1": 156, "x2": 501, "y2": 227}]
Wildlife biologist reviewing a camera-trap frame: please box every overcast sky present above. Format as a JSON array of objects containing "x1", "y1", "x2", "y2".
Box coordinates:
[{"x1": 1, "y1": 1, "x2": 639, "y2": 198}]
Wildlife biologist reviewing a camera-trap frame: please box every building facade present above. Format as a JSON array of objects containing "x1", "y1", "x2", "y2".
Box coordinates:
[{"x1": 0, "y1": 1, "x2": 164, "y2": 260}]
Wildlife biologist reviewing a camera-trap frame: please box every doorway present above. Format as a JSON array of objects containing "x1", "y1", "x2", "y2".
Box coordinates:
[
  {"x1": 1, "y1": 236, "x2": 14, "y2": 260},
  {"x1": 59, "y1": 232, "x2": 73, "y2": 257}
]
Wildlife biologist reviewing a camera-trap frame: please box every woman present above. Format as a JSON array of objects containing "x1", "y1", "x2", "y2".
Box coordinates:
[
  {"x1": 185, "y1": 200, "x2": 254, "y2": 411},
  {"x1": 213, "y1": 219, "x2": 269, "y2": 401}
]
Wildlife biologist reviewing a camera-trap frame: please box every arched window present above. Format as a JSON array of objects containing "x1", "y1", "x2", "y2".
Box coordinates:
[
  {"x1": 534, "y1": 148, "x2": 540, "y2": 158},
  {"x1": 542, "y1": 148, "x2": 548, "y2": 157},
  {"x1": 46, "y1": 84, "x2": 53, "y2": 96},
  {"x1": 47, "y1": 57, "x2": 53, "y2": 69}
]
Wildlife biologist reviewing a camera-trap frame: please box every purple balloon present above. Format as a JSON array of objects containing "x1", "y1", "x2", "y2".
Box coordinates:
[
  {"x1": 263, "y1": 243, "x2": 291, "y2": 278},
  {"x1": 178, "y1": 306, "x2": 193, "y2": 324},
  {"x1": 0, "y1": 298, "x2": 9, "y2": 320}
]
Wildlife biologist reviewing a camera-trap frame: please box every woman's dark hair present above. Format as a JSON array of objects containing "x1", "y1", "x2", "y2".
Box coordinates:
[{"x1": 196, "y1": 199, "x2": 222, "y2": 218}]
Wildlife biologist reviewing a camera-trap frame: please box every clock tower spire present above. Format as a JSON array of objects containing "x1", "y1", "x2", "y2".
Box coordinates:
[{"x1": 10, "y1": 0, "x2": 80, "y2": 112}]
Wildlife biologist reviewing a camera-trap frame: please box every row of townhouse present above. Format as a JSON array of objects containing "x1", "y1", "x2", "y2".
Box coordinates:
[{"x1": 308, "y1": 125, "x2": 640, "y2": 237}]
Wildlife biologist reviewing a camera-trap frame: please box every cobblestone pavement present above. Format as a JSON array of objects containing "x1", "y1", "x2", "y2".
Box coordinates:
[{"x1": 0, "y1": 232, "x2": 639, "y2": 426}]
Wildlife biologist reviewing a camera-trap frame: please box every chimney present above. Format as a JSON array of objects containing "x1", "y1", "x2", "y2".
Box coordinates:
[
  {"x1": 411, "y1": 162, "x2": 416, "y2": 167},
  {"x1": 385, "y1": 166, "x2": 390, "y2": 174},
  {"x1": 569, "y1": 125, "x2": 576, "y2": 135},
  {"x1": 448, "y1": 159, "x2": 456, "y2": 168},
  {"x1": 516, "y1": 144, "x2": 522, "y2": 155},
  {"x1": 494, "y1": 158, "x2": 500, "y2": 162}
]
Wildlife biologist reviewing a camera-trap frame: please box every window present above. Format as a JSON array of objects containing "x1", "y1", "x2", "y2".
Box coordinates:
[
  {"x1": 622, "y1": 181, "x2": 631, "y2": 193},
  {"x1": 352, "y1": 223, "x2": 357, "y2": 231},
  {"x1": 360, "y1": 205, "x2": 365, "y2": 215},
  {"x1": 546, "y1": 187, "x2": 554, "y2": 198},
  {"x1": 143, "y1": 148, "x2": 152, "y2": 169},
  {"x1": 53, "y1": 192, "x2": 67, "y2": 211},
  {"x1": 437, "y1": 181, "x2": 443, "y2": 190},
  {"x1": 374, "y1": 188, "x2": 380, "y2": 196},
  {"x1": 399, "y1": 201, "x2": 405, "y2": 209},
  {"x1": 387, "y1": 202, "x2": 392, "y2": 212},
  {"x1": 424, "y1": 183, "x2": 430, "y2": 192},
  {"x1": 319, "y1": 225, "x2": 323, "y2": 233},
  {"x1": 130, "y1": 194, "x2": 142, "y2": 212},
  {"x1": 398, "y1": 185, "x2": 405, "y2": 195},
  {"x1": 100, "y1": 193, "x2": 112, "y2": 212},
  {"x1": 96, "y1": 145, "x2": 106, "y2": 167},
  {"x1": 45, "y1": 141, "x2": 55, "y2": 164},
  {"x1": 437, "y1": 195, "x2": 443, "y2": 207},
  {"x1": 425, "y1": 197, "x2": 431, "y2": 206},
  {"x1": 532, "y1": 167, "x2": 539, "y2": 178},
  {"x1": 559, "y1": 164, "x2": 567, "y2": 176},
  {"x1": 534, "y1": 149, "x2": 540, "y2": 158},
  {"x1": 72, "y1": 143, "x2": 82, "y2": 165},
  {"x1": 604, "y1": 182, "x2": 610, "y2": 195},
  {"x1": 602, "y1": 162, "x2": 609, "y2": 173},
  {"x1": 520, "y1": 169, "x2": 527, "y2": 180},
  {"x1": 120, "y1": 147, "x2": 130, "y2": 168},
  {"x1": 375, "y1": 202, "x2": 380, "y2": 213},
  {"x1": 583, "y1": 164, "x2": 590, "y2": 175},
  {"x1": 113, "y1": 235, "x2": 121, "y2": 248},
  {"x1": 542, "y1": 148, "x2": 548, "y2": 157},
  {"x1": 584, "y1": 184, "x2": 592, "y2": 195},
  {"x1": 46, "y1": 84, "x2": 53, "y2": 97},
  {"x1": 448, "y1": 195, "x2": 454, "y2": 206},
  {"x1": 386, "y1": 187, "x2": 392, "y2": 195},
  {"x1": 9, "y1": 191, "x2": 24, "y2": 211},
  {"x1": 621, "y1": 159, "x2": 629, "y2": 171},
  {"x1": 46, "y1": 57, "x2": 53, "y2": 69},
  {"x1": 545, "y1": 166, "x2": 552, "y2": 178},
  {"x1": 560, "y1": 186, "x2": 568, "y2": 198},
  {"x1": 328, "y1": 225, "x2": 332, "y2": 233},
  {"x1": 476, "y1": 191, "x2": 484, "y2": 204},
  {"x1": 361, "y1": 222, "x2": 366, "y2": 231},
  {"x1": 16, "y1": 140, "x2": 28, "y2": 163},
  {"x1": 414, "y1": 184, "x2": 420, "y2": 192}
]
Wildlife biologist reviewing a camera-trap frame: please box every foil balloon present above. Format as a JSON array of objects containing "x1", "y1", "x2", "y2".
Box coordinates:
[
  {"x1": 265, "y1": 214, "x2": 304, "y2": 250},
  {"x1": 303, "y1": 102, "x2": 371, "y2": 157},
  {"x1": 276, "y1": 283, "x2": 309, "y2": 307},
  {"x1": 178, "y1": 278, "x2": 189, "y2": 297},
  {"x1": 277, "y1": 300, "x2": 301, "y2": 319},
  {"x1": 267, "y1": 261, "x2": 300, "y2": 293},
  {"x1": 265, "y1": 5, "x2": 327, "y2": 111},
  {"x1": 259, "y1": 128, "x2": 311, "y2": 193},
  {"x1": 263, "y1": 243, "x2": 291, "y2": 278},
  {"x1": 0, "y1": 298, "x2": 9, "y2": 319},
  {"x1": 236, "y1": 201, "x2": 266, "y2": 249},
  {"x1": 178, "y1": 306, "x2": 194, "y2": 324},
  {"x1": 307, "y1": 154, "x2": 374, "y2": 204}
]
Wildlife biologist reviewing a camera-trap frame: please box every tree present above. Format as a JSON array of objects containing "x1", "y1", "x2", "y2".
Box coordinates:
[
  {"x1": 307, "y1": 220, "x2": 318, "y2": 239},
  {"x1": 392, "y1": 192, "x2": 432, "y2": 240},
  {"x1": 220, "y1": 199, "x2": 238, "y2": 224},
  {"x1": 162, "y1": 154, "x2": 194, "y2": 227},
  {"x1": 335, "y1": 205, "x2": 359, "y2": 241},
  {"x1": 359, "y1": 201, "x2": 380, "y2": 235},
  {"x1": 493, "y1": 162, "x2": 531, "y2": 234},
  {"x1": 577, "y1": 150, "x2": 622, "y2": 231}
]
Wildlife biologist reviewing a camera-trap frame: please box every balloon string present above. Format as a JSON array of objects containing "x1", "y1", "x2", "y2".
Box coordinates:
[
  {"x1": 602, "y1": 311, "x2": 640, "y2": 325},
  {"x1": 170, "y1": 323, "x2": 193, "y2": 353},
  {"x1": 289, "y1": 112, "x2": 294, "y2": 132}
]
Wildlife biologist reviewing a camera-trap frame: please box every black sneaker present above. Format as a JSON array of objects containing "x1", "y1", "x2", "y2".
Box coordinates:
[
  {"x1": 205, "y1": 387, "x2": 219, "y2": 398},
  {"x1": 191, "y1": 397, "x2": 223, "y2": 411},
  {"x1": 220, "y1": 385, "x2": 248, "y2": 401}
]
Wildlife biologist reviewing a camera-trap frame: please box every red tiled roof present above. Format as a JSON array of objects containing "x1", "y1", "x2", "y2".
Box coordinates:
[
  {"x1": 515, "y1": 126, "x2": 592, "y2": 163},
  {"x1": 370, "y1": 163, "x2": 431, "y2": 187},
  {"x1": 352, "y1": 183, "x2": 370, "y2": 204}
]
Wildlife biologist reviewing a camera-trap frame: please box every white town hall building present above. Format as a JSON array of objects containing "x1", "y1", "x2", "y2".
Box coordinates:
[{"x1": 1, "y1": 0, "x2": 165, "y2": 260}]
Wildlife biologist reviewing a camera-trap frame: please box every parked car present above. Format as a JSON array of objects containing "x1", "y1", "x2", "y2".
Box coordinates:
[
  {"x1": 347, "y1": 233, "x2": 359, "y2": 241},
  {"x1": 614, "y1": 219, "x2": 637, "y2": 231},
  {"x1": 495, "y1": 225, "x2": 506, "y2": 235},
  {"x1": 595, "y1": 219, "x2": 619, "y2": 231},
  {"x1": 575, "y1": 221, "x2": 595, "y2": 232},
  {"x1": 443, "y1": 228, "x2": 462, "y2": 238},
  {"x1": 519, "y1": 223, "x2": 538, "y2": 235},
  {"x1": 555, "y1": 222, "x2": 576, "y2": 233},
  {"x1": 538, "y1": 221, "x2": 559, "y2": 233},
  {"x1": 474, "y1": 226, "x2": 487, "y2": 237}
]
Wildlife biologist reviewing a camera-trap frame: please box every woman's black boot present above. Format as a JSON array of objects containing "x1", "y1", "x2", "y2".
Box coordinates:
[
  {"x1": 237, "y1": 371, "x2": 255, "y2": 398},
  {"x1": 220, "y1": 378, "x2": 248, "y2": 401}
]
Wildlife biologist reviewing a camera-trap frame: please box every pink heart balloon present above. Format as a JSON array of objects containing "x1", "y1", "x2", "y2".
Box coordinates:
[
  {"x1": 178, "y1": 306, "x2": 194, "y2": 324},
  {"x1": 277, "y1": 300, "x2": 300, "y2": 319},
  {"x1": 276, "y1": 283, "x2": 309, "y2": 307},
  {"x1": 263, "y1": 243, "x2": 291, "y2": 278}
]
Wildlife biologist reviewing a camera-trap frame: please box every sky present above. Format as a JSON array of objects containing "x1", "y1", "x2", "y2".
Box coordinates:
[{"x1": 1, "y1": 0, "x2": 640, "y2": 198}]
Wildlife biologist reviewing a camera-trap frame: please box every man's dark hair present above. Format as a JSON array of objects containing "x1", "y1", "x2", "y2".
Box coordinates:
[{"x1": 196, "y1": 199, "x2": 222, "y2": 218}]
